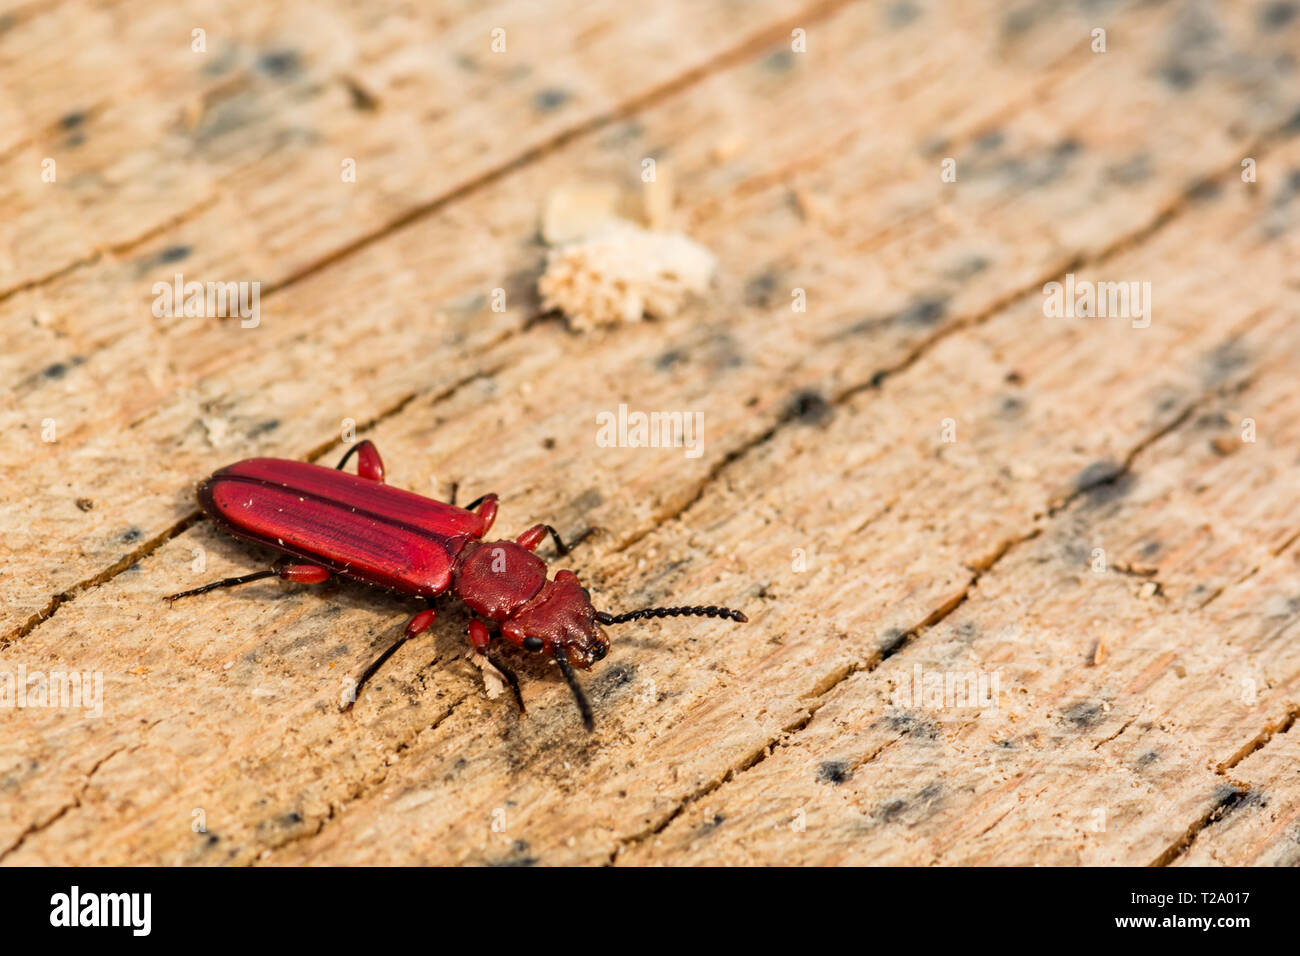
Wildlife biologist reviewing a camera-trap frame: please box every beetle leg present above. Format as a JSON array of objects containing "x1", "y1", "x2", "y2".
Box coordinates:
[
  {"x1": 468, "y1": 618, "x2": 492, "y2": 655},
  {"x1": 165, "y1": 561, "x2": 332, "y2": 602},
  {"x1": 468, "y1": 620, "x2": 525, "y2": 714},
  {"x1": 334, "y1": 439, "x2": 385, "y2": 482},
  {"x1": 164, "y1": 569, "x2": 277, "y2": 602},
  {"x1": 515, "y1": 523, "x2": 596, "y2": 556},
  {"x1": 279, "y1": 563, "x2": 332, "y2": 584},
  {"x1": 461, "y1": 493, "x2": 499, "y2": 534},
  {"x1": 343, "y1": 607, "x2": 436, "y2": 712}
]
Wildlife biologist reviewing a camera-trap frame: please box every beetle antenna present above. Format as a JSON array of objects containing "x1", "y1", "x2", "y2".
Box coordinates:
[
  {"x1": 595, "y1": 605, "x2": 748, "y2": 625},
  {"x1": 554, "y1": 650, "x2": 594, "y2": 731}
]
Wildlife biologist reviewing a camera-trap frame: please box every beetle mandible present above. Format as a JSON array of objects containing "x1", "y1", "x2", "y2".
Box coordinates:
[{"x1": 165, "y1": 440, "x2": 747, "y2": 729}]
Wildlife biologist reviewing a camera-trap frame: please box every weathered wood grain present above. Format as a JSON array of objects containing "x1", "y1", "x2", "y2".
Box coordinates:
[
  {"x1": 1, "y1": 0, "x2": 808, "y2": 294},
  {"x1": 3, "y1": 0, "x2": 1299, "y2": 866}
]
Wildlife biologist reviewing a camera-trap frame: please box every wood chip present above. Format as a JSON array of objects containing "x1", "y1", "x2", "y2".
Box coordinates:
[
  {"x1": 471, "y1": 653, "x2": 507, "y2": 700},
  {"x1": 538, "y1": 220, "x2": 717, "y2": 330},
  {"x1": 540, "y1": 182, "x2": 623, "y2": 245},
  {"x1": 641, "y1": 159, "x2": 675, "y2": 231},
  {"x1": 1091, "y1": 638, "x2": 1106, "y2": 666}
]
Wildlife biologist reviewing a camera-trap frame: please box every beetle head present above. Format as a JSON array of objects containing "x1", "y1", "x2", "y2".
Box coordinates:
[{"x1": 502, "y1": 570, "x2": 610, "y2": 669}]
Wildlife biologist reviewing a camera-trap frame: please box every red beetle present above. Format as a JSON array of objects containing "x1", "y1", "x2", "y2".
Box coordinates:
[{"x1": 166, "y1": 440, "x2": 746, "y2": 729}]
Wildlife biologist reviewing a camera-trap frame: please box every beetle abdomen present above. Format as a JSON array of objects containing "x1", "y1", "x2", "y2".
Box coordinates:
[{"x1": 199, "y1": 464, "x2": 460, "y2": 596}]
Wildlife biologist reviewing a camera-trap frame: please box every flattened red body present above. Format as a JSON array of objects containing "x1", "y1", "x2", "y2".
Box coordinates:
[{"x1": 198, "y1": 458, "x2": 486, "y2": 596}]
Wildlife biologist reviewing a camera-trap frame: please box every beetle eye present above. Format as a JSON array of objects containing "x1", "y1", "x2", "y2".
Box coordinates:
[{"x1": 523, "y1": 637, "x2": 544, "y2": 651}]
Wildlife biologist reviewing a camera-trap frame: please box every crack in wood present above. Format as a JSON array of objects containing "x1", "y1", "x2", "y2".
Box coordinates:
[
  {"x1": 259, "y1": 0, "x2": 855, "y2": 302},
  {"x1": 605, "y1": 364, "x2": 1254, "y2": 863},
  {"x1": 2, "y1": 0, "x2": 852, "y2": 311},
  {"x1": 247, "y1": 690, "x2": 474, "y2": 864},
  {"x1": 1149, "y1": 708, "x2": 1300, "y2": 865},
  {"x1": 0, "y1": 744, "x2": 126, "y2": 862}
]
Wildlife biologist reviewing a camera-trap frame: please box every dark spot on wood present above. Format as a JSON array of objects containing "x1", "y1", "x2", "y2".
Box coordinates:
[
  {"x1": 872, "y1": 782, "x2": 944, "y2": 825},
  {"x1": 43, "y1": 362, "x2": 68, "y2": 379},
  {"x1": 1282, "y1": 105, "x2": 1300, "y2": 137},
  {"x1": 541, "y1": 437, "x2": 556, "y2": 450},
  {"x1": 997, "y1": 139, "x2": 1081, "y2": 188},
  {"x1": 785, "y1": 389, "x2": 832, "y2": 425},
  {"x1": 921, "y1": 135, "x2": 951, "y2": 158},
  {"x1": 1184, "y1": 176, "x2": 1222, "y2": 202},
  {"x1": 877, "y1": 798, "x2": 908, "y2": 822},
  {"x1": 76, "y1": 498, "x2": 94, "y2": 512},
  {"x1": 945, "y1": 255, "x2": 990, "y2": 281},
  {"x1": 203, "y1": 833, "x2": 220, "y2": 847},
  {"x1": 1105, "y1": 153, "x2": 1152, "y2": 185},
  {"x1": 1208, "y1": 784, "x2": 1249, "y2": 821},
  {"x1": 1060, "y1": 536, "x2": 1091, "y2": 567},
  {"x1": 593, "y1": 662, "x2": 636, "y2": 696},
  {"x1": 879, "y1": 628, "x2": 908, "y2": 655},
  {"x1": 118, "y1": 527, "x2": 143, "y2": 544},
  {"x1": 59, "y1": 111, "x2": 86, "y2": 130},
  {"x1": 1140, "y1": 540, "x2": 1161, "y2": 559},
  {"x1": 896, "y1": 295, "x2": 947, "y2": 327},
  {"x1": 885, "y1": 711, "x2": 939, "y2": 740},
  {"x1": 705, "y1": 332, "x2": 745, "y2": 370},
  {"x1": 887, "y1": 1, "x2": 921, "y2": 27},
  {"x1": 532, "y1": 88, "x2": 571, "y2": 112},
  {"x1": 998, "y1": 394, "x2": 1026, "y2": 418},
  {"x1": 1002, "y1": 7, "x2": 1036, "y2": 35},
  {"x1": 763, "y1": 50, "x2": 795, "y2": 72},
  {"x1": 598, "y1": 120, "x2": 644, "y2": 149},
  {"x1": 975, "y1": 128, "x2": 1004, "y2": 152},
  {"x1": 743, "y1": 269, "x2": 781, "y2": 307},
  {"x1": 817, "y1": 760, "x2": 852, "y2": 785},
  {"x1": 248, "y1": 418, "x2": 280, "y2": 437},
  {"x1": 698, "y1": 813, "x2": 725, "y2": 833},
  {"x1": 490, "y1": 840, "x2": 538, "y2": 866},
  {"x1": 1072, "y1": 460, "x2": 1133, "y2": 504},
  {"x1": 1005, "y1": 370, "x2": 1024, "y2": 385},
  {"x1": 1060, "y1": 701, "x2": 1104, "y2": 730},
  {"x1": 570, "y1": 487, "x2": 603, "y2": 512},
  {"x1": 1285, "y1": 167, "x2": 1300, "y2": 198},
  {"x1": 656, "y1": 348, "x2": 686, "y2": 370},
  {"x1": 956, "y1": 621, "x2": 978, "y2": 641},
  {"x1": 1261, "y1": 1, "x2": 1297, "y2": 28},
  {"x1": 843, "y1": 314, "x2": 888, "y2": 337},
  {"x1": 279, "y1": 811, "x2": 303, "y2": 827},
  {"x1": 1159, "y1": 61, "x2": 1198, "y2": 90},
  {"x1": 156, "y1": 244, "x2": 192, "y2": 264},
  {"x1": 503, "y1": 267, "x2": 543, "y2": 314},
  {"x1": 1135, "y1": 749, "x2": 1160, "y2": 768},
  {"x1": 1203, "y1": 338, "x2": 1250, "y2": 386},
  {"x1": 257, "y1": 49, "x2": 301, "y2": 77},
  {"x1": 343, "y1": 77, "x2": 379, "y2": 111}
]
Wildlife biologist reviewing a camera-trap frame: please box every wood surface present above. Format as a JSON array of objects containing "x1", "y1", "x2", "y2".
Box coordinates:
[{"x1": 3, "y1": 0, "x2": 1299, "y2": 865}]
